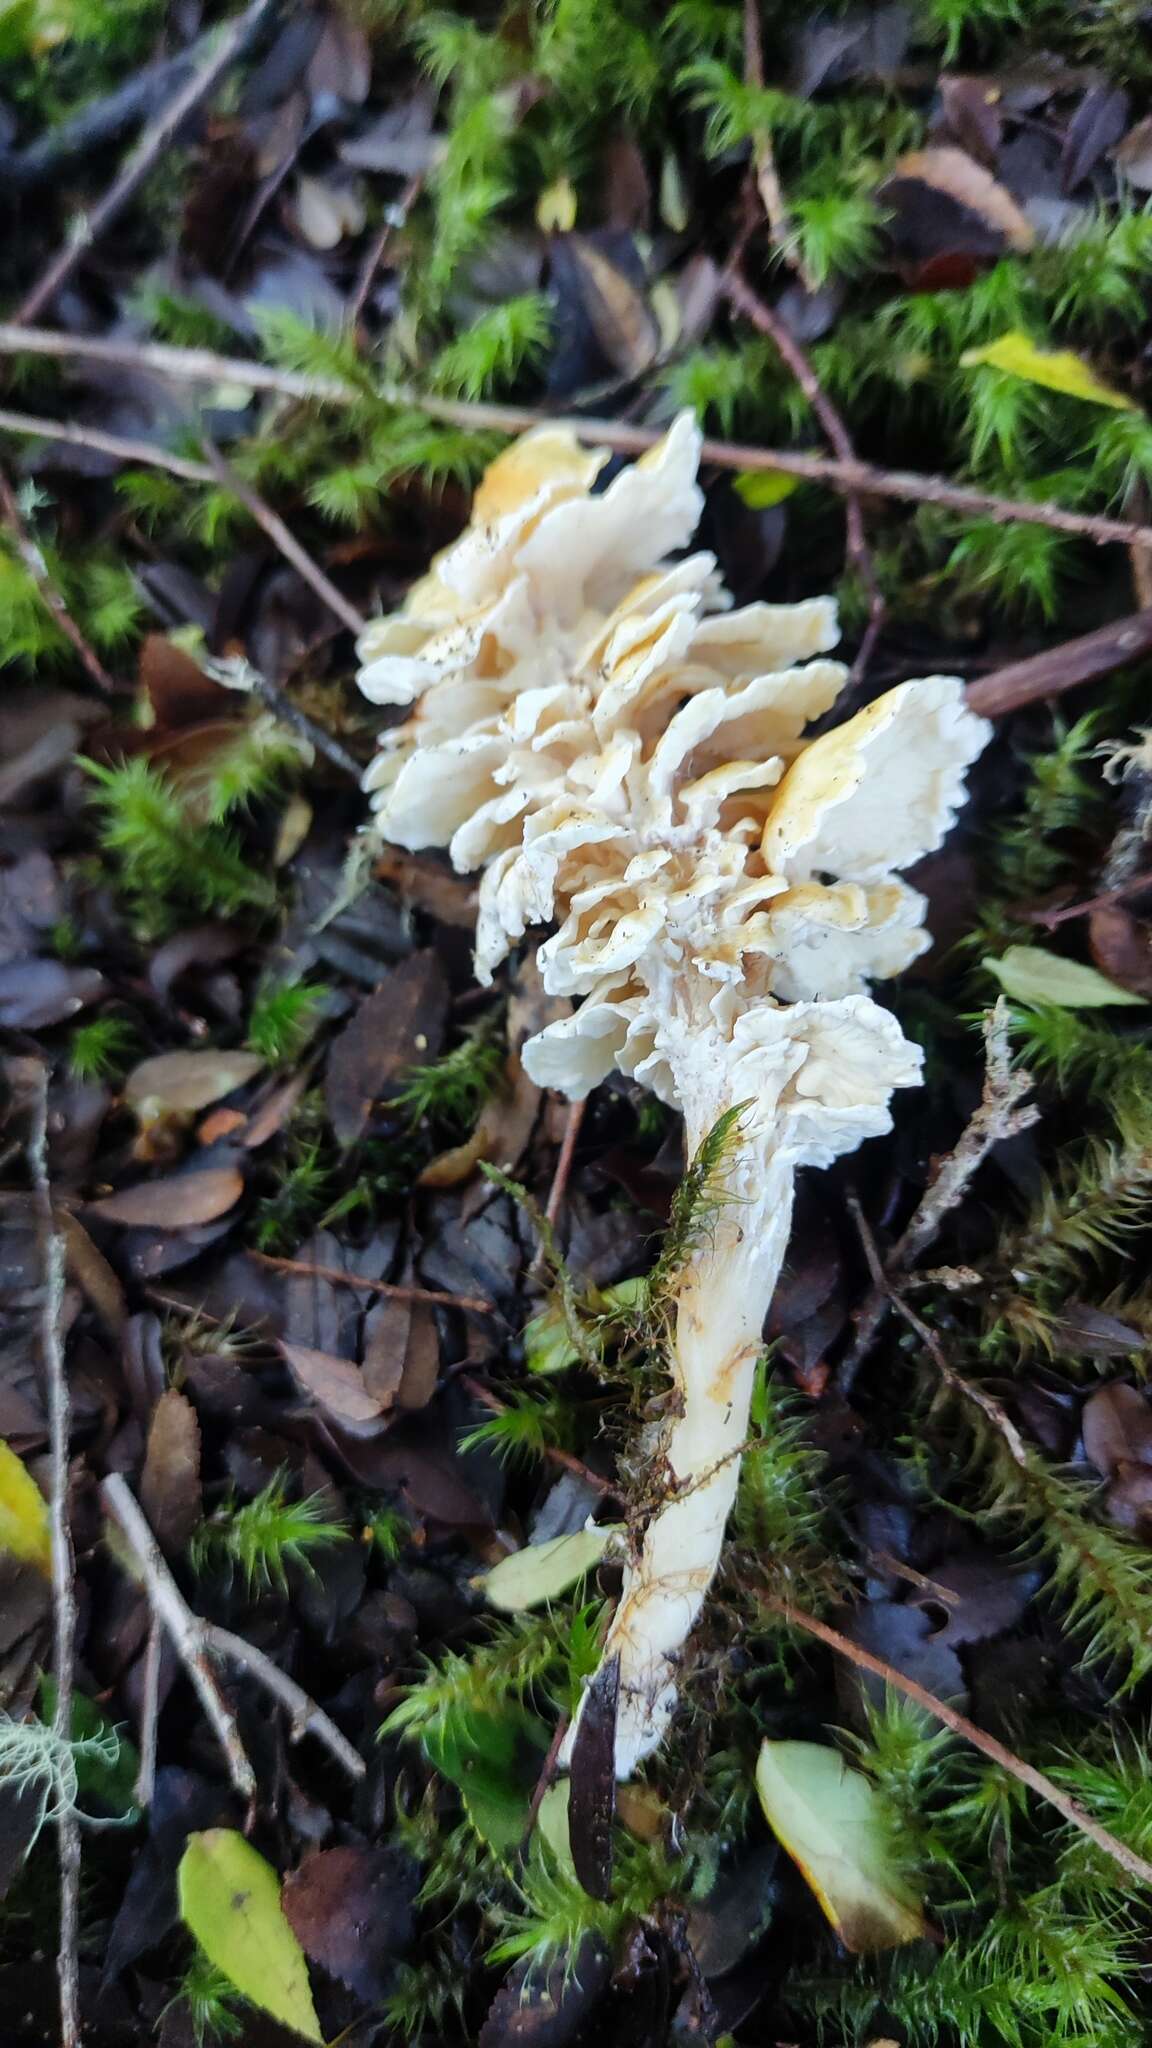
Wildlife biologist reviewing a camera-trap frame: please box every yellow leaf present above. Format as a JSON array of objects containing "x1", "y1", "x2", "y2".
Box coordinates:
[
  {"x1": 734, "y1": 468, "x2": 800, "y2": 509},
  {"x1": 755, "y1": 1739, "x2": 927, "y2": 1952},
  {"x1": 960, "y1": 332, "x2": 1137, "y2": 410},
  {"x1": 537, "y1": 176, "x2": 578, "y2": 233},
  {"x1": 481, "y1": 1525, "x2": 621, "y2": 1612},
  {"x1": 0, "y1": 1439, "x2": 51, "y2": 1575},
  {"x1": 178, "y1": 1830, "x2": 321, "y2": 2042},
  {"x1": 985, "y1": 945, "x2": 1148, "y2": 1009}
]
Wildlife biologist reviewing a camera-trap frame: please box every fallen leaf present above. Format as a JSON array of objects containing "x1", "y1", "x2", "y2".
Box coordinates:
[
  {"x1": 886, "y1": 145, "x2": 1034, "y2": 251},
  {"x1": 0, "y1": 959, "x2": 105, "y2": 1029},
  {"x1": 567, "y1": 1652, "x2": 619, "y2": 1902},
  {"x1": 58, "y1": 1212, "x2": 126, "y2": 1337},
  {"x1": 1082, "y1": 1382, "x2": 1152, "y2": 1480},
  {"x1": 482, "y1": 1525, "x2": 619, "y2": 1613},
  {"x1": 1088, "y1": 904, "x2": 1152, "y2": 996},
  {"x1": 937, "y1": 75, "x2": 1002, "y2": 166},
  {"x1": 294, "y1": 173, "x2": 366, "y2": 249},
  {"x1": 0, "y1": 1441, "x2": 51, "y2": 1575},
  {"x1": 87, "y1": 1165, "x2": 245, "y2": 1229},
  {"x1": 734, "y1": 469, "x2": 801, "y2": 509},
  {"x1": 537, "y1": 175, "x2": 577, "y2": 232},
  {"x1": 755, "y1": 1739, "x2": 927, "y2": 1952},
  {"x1": 178, "y1": 1829, "x2": 321, "y2": 2043},
  {"x1": 555, "y1": 234, "x2": 661, "y2": 378},
  {"x1": 960, "y1": 331, "x2": 1136, "y2": 409},
  {"x1": 124, "y1": 1049, "x2": 265, "y2": 1122},
  {"x1": 362, "y1": 1293, "x2": 440, "y2": 1413},
  {"x1": 984, "y1": 944, "x2": 1148, "y2": 1008},
  {"x1": 423, "y1": 1704, "x2": 548, "y2": 1852},
  {"x1": 282, "y1": 1341, "x2": 386, "y2": 1433},
  {"x1": 282, "y1": 1846, "x2": 416, "y2": 2002},
  {"x1": 1062, "y1": 83, "x2": 1129, "y2": 191},
  {"x1": 325, "y1": 951, "x2": 448, "y2": 1144},
  {"x1": 1113, "y1": 114, "x2": 1152, "y2": 190},
  {"x1": 140, "y1": 1391, "x2": 202, "y2": 1555}
]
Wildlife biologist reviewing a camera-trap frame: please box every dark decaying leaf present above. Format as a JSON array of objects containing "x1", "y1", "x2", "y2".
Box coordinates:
[
  {"x1": 909, "y1": 1553, "x2": 1042, "y2": 1649},
  {"x1": 937, "y1": 75, "x2": 1002, "y2": 166},
  {"x1": 843, "y1": 1601, "x2": 967, "y2": 1717},
  {"x1": 281, "y1": 1339, "x2": 387, "y2": 1433},
  {"x1": 281, "y1": 1845, "x2": 417, "y2": 2001},
  {"x1": 0, "y1": 959, "x2": 105, "y2": 1029},
  {"x1": 87, "y1": 1164, "x2": 244, "y2": 1229},
  {"x1": 1113, "y1": 112, "x2": 1152, "y2": 188},
  {"x1": 683, "y1": 1842, "x2": 781, "y2": 1979},
  {"x1": 479, "y1": 1936, "x2": 613, "y2": 2048},
  {"x1": 1088, "y1": 904, "x2": 1152, "y2": 996},
  {"x1": 325, "y1": 950, "x2": 449, "y2": 1144},
  {"x1": 567, "y1": 1650, "x2": 620, "y2": 1901},
  {"x1": 1082, "y1": 1381, "x2": 1152, "y2": 1479},
  {"x1": 1061, "y1": 83, "x2": 1129, "y2": 190},
  {"x1": 140, "y1": 1389, "x2": 202, "y2": 1555}
]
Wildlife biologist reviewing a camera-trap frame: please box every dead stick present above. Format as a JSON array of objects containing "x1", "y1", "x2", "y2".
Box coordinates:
[
  {"x1": 100, "y1": 1474, "x2": 256, "y2": 1804},
  {"x1": 134, "y1": 1621, "x2": 162, "y2": 1809},
  {"x1": 249, "y1": 1249, "x2": 492, "y2": 1315},
  {"x1": 545, "y1": 1098, "x2": 586, "y2": 1231},
  {"x1": 1023, "y1": 869, "x2": 1152, "y2": 929},
  {"x1": 201, "y1": 436, "x2": 365, "y2": 636},
  {"x1": 0, "y1": 404, "x2": 214, "y2": 481},
  {"x1": 3, "y1": 326, "x2": 1152, "y2": 554},
  {"x1": 766, "y1": 1597, "x2": 1152, "y2": 1889},
  {"x1": 723, "y1": 261, "x2": 885, "y2": 678},
  {"x1": 0, "y1": 460, "x2": 115, "y2": 691},
  {"x1": 966, "y1": 608, "x2": 1152, "y2": 717},
  {"x1": 742, "y1": 0, "x2": 799, "y2": 277},
  {"x1": 28, "y1": 1061, "x2": 82, "y2": 2047},
  {"x1": 10, "y1": 0, "x2": 277, "y2": 327},
  {"x1": 350, "y1": 174, "x2": 423, "y2": 332},
  {"x1": 200, "y1": 1625, "x2": 365, "y2": 1781}
]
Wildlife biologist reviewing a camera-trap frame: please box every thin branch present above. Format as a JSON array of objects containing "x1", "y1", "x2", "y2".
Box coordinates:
[
  {"x1": 0, "y1": 458, "x2": 115, "y2": 692},
  {"x1": 10, "y1": 0, "x2": 277, "y2": 327},
  {"x1": 742, "y1": 0, "x2": 801, "y2": 277},
  {"x1": 100, "y1": 1474, "x2": 366, "y2": 1792},
  {"x1": 966, "y1": 608, "x2": 1152, "y2": 717},
  {"x1": 100, "y1": 1473, "x2": 256, "y2": 1805},
  {"x1": 249, "y1": 1249, "x2": 493, "y2": 1316},
  {"x1": 244, "y1": 668, "x2": 365, "y2": 782},
  {"x1": 201, "y1": 435, "x2": 366, "y2": 636},
  {"x1": 545, "y1": 1098, "x2": 586, "y2": 1231},
  {"x1": 27, "y1": 1061, "x2": 82, "y2": 2048},
  {"x1": 766, "y1": 1596, "x2": 1152, "y2": 1889},
  {"x1": 200, "y1": 1625, "x2": 365, "y2": 1781},
  {"x1": 350, "y1": 174, "x2": 424, "y2": 332},
  {"x1": 4, "y1": 326, "x2": 1152, "y2": 556},
  {"x1": 1022, "y1": 869, "x2": 1152, "y2": 930},
  {"x1": 841, "y1": 1005, "x2": 1037, "y2": 1388},
  {"x1": 0, "y1": 404, "x2": 215, "y2": 481},
  {"x1": 722, "y1": 260, "x2": 885, "y2": 679},
  {"x1": 134, "y1": 1620, "x2": 162, "y2": 1809}
]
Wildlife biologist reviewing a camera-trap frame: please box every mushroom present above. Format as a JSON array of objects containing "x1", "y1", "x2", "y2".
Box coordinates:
[{"x1": 358, "y1": 413, "x2": 990, "y2": 1775}]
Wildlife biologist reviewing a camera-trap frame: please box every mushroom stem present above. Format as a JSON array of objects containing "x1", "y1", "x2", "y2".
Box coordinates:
[{"x1": 568, "y1": 1136, "x2": 795, "y2": 1777}]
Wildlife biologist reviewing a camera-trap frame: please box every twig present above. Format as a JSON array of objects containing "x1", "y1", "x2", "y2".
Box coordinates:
[
  {"x1": 459, "y1": 1375, "x2": 622, "y2": 1500},
  {"x1": 200, "y1": 1625, "x2": 365, "y2": 1781},
  {"x1": 0, "y1": 26, "x2": 235, "y2": 186},
  {"x1": 524, "y1": 1711, "x2": 572, "y2": 1839},
  {"x1": 134, "y1": 1620, "x2": 162, "y2": 1809},
  {"x1": 100, "y1": 1474, "x2": 366, "y2": 1791},
  {"x1": 722, "y1": 261, "x2": 886, "y2": 680},
  {"x1": 1022, "y1": 869, "x2": 1152, "y2": 930},
  {"x1": 10, "y1": 0, "x2": 277, "y2": 327},
  {"x1": 201, "y1": 436, "x2": 365, "y2": 636},
  {"x1": 0, "y1": 404, "x2": 214, "y2": 482},
  {"x1": 27, "y1": 1061, "x2": 82, "y2": 2048},
  {"x1": 765, "y1": 1597, "x2": 1152, "y2": 1889},
  {"x1": 100, "y1": 1474, "x2": 256, "y2": 1805},
  {"x1": 5, "y1": 327, "x2": 1152, "y2": 557},
  {"x1": 841, "y1": 1005, "x2": 1037, "y2": 1388},
  {"x1": 245, "y1": 669, "x2": 365, "y2": 782},
  {"x1": 0, "y1": 458, "x2": 115, "y2": 692},
  {"x1": 965, "y1": 608, "x2": 1152, "y2": 717},
  {"x1": 350, "y1": 175, "x2": 424, "y2": 332},
  {"x1": 545, "y1": 1098, "x2": 586, "y2": 1230},
  {"x1": 742, "y1": 0, "x2": 800, "y2": 276},
  {"x1": 249, "y1": 1249, "x2": 493, "y2": 1316}
]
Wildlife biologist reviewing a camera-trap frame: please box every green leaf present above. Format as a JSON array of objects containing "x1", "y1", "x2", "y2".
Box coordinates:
[
  {"x1": 177, "y1": 1830, "x2": 321, "y2": 2043},
  {"x1": 481, "y1": 1525, "x2": 621, "y2": 1613},
  {"x1": 755, "y1": 1739, "x2": 927, "y2": 1953},
  {"x1": 960, "y1": 332, "x2": 1138, "y2": 410},
  {"x1": 534, "y1": 1779, "x2": 578, "y2": 1878},
  {"x1": 423, "y1": 1705, "x2": 548, "y2": 1853},
  {"x1": 985, "y1": 946, "x2": 1148, "y2": 1009},
  {"x1": 734, "y1": 468, "x2": 800, "y2": 509},
  {"x1": 0, "y1": 0, "x2": 35, "y2": 62},
  {"x1": 39, "y1": 1679, "x2": 139, "y2": 1818},
  {"x1": 0, "y1": 1438, "x2": 51, "y2": 1574}
]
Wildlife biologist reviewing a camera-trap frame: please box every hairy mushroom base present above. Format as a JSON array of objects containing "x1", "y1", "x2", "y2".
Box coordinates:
[{"x1": 358, "y1": 411, "x2": 990, "y2": 1775}]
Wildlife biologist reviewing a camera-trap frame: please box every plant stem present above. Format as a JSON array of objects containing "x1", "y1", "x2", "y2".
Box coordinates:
[
  {"x1": 0, "y1": 460, "x2": 115, "y2": 693},
  {"x1": 567, "y1": 1145, "x2": 795, "y2": 1776}
]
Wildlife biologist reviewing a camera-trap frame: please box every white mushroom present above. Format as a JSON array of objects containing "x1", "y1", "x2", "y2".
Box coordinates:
[{"x1": 358, "y1": 413, "x2": 990, "y2": 1776}]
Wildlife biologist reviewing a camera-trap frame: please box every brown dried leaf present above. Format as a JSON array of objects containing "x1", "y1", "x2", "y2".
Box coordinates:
[
  {"x1": 140, "y1": 1389, "x2": 202, "y2": 1555},
  {"x1": 362, "y1": 1294, "x2": 440, "y2": 1413},
  {"x1": 1088, "y1": 904, "x2": 1152, "y2": 996},
  {"x1": 937, "y1": 76, "x2": 1002, "y2": 166},
  {"x1": 282, "y1": 1846, "x2": 415, "y2": 2002},
  {"x1": 1082, "y1": 1381, "x2": 1152, "y2": 1480},
  {"x1": 325, "y1": 951, "x2": 448, "y2": 1144},
  {"x1": 58, "y1": 1212, "x2": 126, "y2": 1337},
  {"x1": 125, "y1": 1050, "x2": 265, "y2": 1121},
  {"x1": 87, "y1": 1166, "x2": 244, "y2": 1230},
  {"x1": 138, "y1": 634, "x2": 229, "y2": 729},
  {"x1": 886, "y1": 145, "x2": 1035, "y2": 250},
  {"x1": 373, "y1": 848, "x2": 478, "y2": 929},
  {"x1": 1113, "y1": 113, "x2": 1152, "y2": 190},
  {"x1": 559, "y1": 235, "x2": 661, "y2": 377},
  {"x1": 282, "y1": 1341, "x2": 386, "y2": 1433}
]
